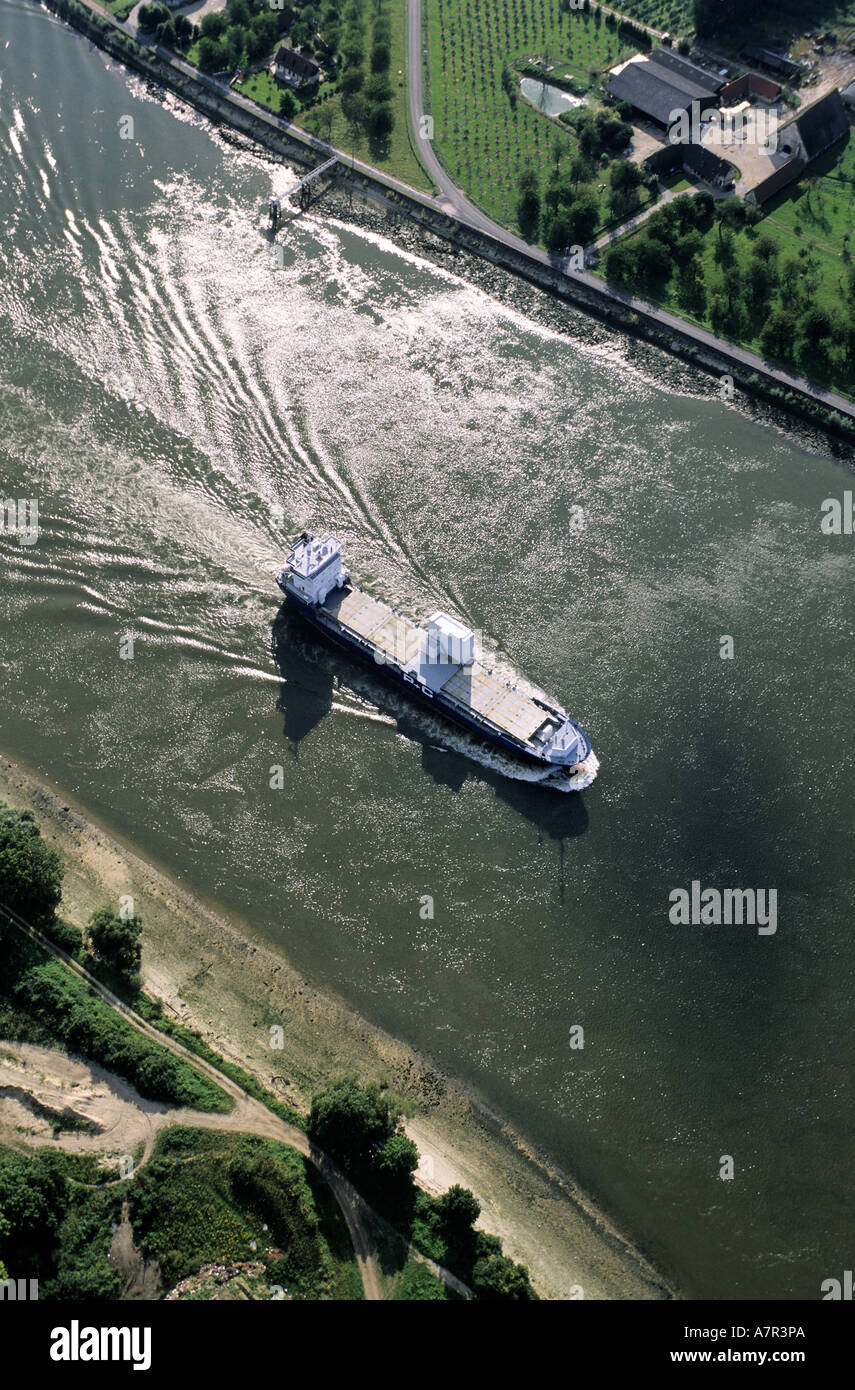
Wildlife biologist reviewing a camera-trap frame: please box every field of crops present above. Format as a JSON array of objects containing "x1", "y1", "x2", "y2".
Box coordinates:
[{"x1": 425, "y1": 0, "x2": 642, "y2": 228}]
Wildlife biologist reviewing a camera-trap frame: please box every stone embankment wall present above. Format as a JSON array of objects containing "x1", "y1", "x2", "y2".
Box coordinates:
[{"x1": 44, "y1": 0, "x2": 855, "y2": 443}]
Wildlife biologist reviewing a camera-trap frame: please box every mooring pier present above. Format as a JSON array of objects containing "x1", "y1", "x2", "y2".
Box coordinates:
[{"x1": 285, "y1": 156, "x2": 339, "y2": 210}]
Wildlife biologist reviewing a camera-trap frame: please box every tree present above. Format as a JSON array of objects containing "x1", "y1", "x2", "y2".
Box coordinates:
[
  {"x1": 760, "y1": 308, "x2": 796, "y2": 361},
  {"x1": 87, "y1": 905, "x2": 142, "y2": 982},
  {"x1": 437, "y1": 1184, "x2": 480, "y2": 1235},
  {"x1": 363, "y1": 72, "x2": 391, "y2": 103},
  {"x1": 279, "y1": 87, "x2": 297, "y2": 119},
  {"x1": 174, "y1": 13, "x2": 193, "y2": 46},
  {"x1": 709, "y1": 291, "x2": 726, "y2": 334},
  {"x1": 0, "y1": 804, "x2": 63, "y2": 928},
  {"x1": 752, "y1": 233, "x2": 779, "y2": 263},
  {"x1": 341, "y1": 89, "x2": 367, "y2": 129},
  {"x1": 291, "y1": 17, "x2": 314, "y2": 47},
  {"x1": 671, "y1": 228, "x2": 703, "y2": 267},
  {"x1": 632, "y1": 234, "x2": 672, "y2": 293},
  {"x1": 745, "y1": 257, "x2": 777, "y2": 308},
  {"x1": 370, "y1": 40, "x2": 390, "y2": 72},
  {"x1": 568, "y1": 152, "x2": 592, "y2": 190},
  {"x1": 200, "y1": 10, "x2": 228, "y2": 39},
  {"x1": 797, "y1": 306, "x2": 836, "y2": 376},
  {"x1": 376, "y1": 1133, "x2": 419, "y2": 1183},
  {"x1": 565, "y1": 189, "x2": 599, "y2": 245},
  {"x1": 543, "y1": 211, "x2": 573, "y2": 253},
  {"x1": 608, "y1": 159, "x2": 643, "y2": 219},
  {"x1": 198, "y1": 36, "x2": 228, "y2": 72},
  {"x1": 516, "y1": 168, "x2": 540, "y2": 241},
  {"x1": 339, "y1": 65, "x2": 364, "y2": 95},
  {"x1": 676, "y1": 255, "x2": 706, "y2": 316},
  {"x1": 137, "y1": 2, "x2": 169, "y2": 34},
  {"x1": 341, "y1": 39, "x2": 364, "y2": 68},
  {"x1": 604, "y1": 241, "x2": 633, "y2": 285},
  {"x1": 715, "y1": 198, "x2": 745, "y2": 242},
  {"x1": 308, "y1": 1076, "x2": 396, "y2": 1166},
  {"x1": 693, "y1": 190, "x2": 714, "y2": 220},
  {"x1": 154, "y1": 17, "x2": 177, "y2": 47},
  {"x1": 246, "y1": 12, "x2": 277, "y2": 59},
  {"x1": 366, "y1": 102, "x2": 394, "y2": 141}
]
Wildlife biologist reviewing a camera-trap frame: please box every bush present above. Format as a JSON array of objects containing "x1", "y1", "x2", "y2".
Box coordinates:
[
  {"x1": 87, "y1": 905, "x2": 142, "y2": 983},
  {"x1": 11, "y1": 959, "x2": 230, "y2": 1112},
  {"x1": 40, "y1": 918, "x2": 83, "y2": 956},
  {"x1": 0, "y1": 805, "x2": 63, "y2": 929}
]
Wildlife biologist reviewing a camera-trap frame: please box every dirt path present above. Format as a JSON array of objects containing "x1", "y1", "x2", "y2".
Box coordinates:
[{"x1": 0, "y1": 904, "x2": 386, "y2": 1300}]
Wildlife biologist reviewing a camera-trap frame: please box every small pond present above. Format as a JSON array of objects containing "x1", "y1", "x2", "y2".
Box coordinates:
[{"x1": 519, "y1": 77, "x2": 585, "y2": 117}]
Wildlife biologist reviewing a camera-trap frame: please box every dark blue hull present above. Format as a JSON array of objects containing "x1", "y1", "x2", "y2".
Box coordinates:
[{"x1": 284, "y1": 589, "x2": 589, "y2": 769}]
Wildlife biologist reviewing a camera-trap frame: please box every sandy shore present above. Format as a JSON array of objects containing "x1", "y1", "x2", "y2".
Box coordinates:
[{"x1": 0, "y1": 752, "x2": 674, "y2": 1299}]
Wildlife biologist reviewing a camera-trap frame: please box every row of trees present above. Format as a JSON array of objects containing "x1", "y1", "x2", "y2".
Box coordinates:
[
  {"x1": 335, "y1": 0, "x2": 395, "y2": 147},
  {"x1": 0, "y1": 800, "x2": 143, "y2": 981}
]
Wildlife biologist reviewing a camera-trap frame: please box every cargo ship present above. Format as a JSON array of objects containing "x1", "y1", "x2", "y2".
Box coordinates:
[{"x1": 275, "y1": 533, "x2": 599, "y2": 789}]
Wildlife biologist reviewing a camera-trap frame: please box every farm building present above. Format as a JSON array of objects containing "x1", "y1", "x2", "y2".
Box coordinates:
[
  {"x1": 739, "y1": 46, "x2": 801, "y2": 84},
  {"x1": 719, "y1": 72, "x2": 782, "y2": 104},
  {"x1": 608, "y1": 48, "x2": 723, "y2": 128},
  {"x1": 273, "y1": 46, "x2": 320, "y2": 87},
  {"x1": 746, "y1": 90, "x2": 849, "y2": 204}
]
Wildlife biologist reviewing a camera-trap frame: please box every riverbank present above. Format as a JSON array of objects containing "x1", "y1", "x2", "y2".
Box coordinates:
[
  {"x1": 314, "y1": 187, "x2": 855, "y2": 465},
  {"x1": 38, "y1": 0, "x2": 855, "y2": 448},
  {"x1": 0, "y1": 752, "x2": 672, "y2": 1301}
]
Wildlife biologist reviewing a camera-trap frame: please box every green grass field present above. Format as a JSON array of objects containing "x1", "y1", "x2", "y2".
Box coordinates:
[
  {"x1": 235, "y1": 0, "x2": 432, "y2": 192},
  {"x1": 425, "y1": 0, "x2": 646, "y2": 228}
]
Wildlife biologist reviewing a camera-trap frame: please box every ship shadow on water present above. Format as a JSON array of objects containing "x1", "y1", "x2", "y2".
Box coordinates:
[{"x1": 271, "y1": 607, "x2": 589, "y2": 857}]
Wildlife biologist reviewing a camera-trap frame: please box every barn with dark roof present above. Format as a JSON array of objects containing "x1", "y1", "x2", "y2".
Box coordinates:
[
  {"x1": 786, "y1": 89, "x2": 849, "y2": 161},
  {"x1": 746, "y1": 91, "x2": 849, "y2": 205},
  {"x1": 608, "y1": 48, "x2": 723, "y2": 128}
]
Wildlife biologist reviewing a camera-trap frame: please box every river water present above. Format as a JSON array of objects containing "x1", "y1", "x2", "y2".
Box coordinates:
[{"x1": 1, "y1": 0, "x2": 853, "y2": 1299}]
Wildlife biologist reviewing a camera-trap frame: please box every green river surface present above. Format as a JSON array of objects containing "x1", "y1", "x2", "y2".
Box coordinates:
[{"x1": 1, "y1": 0, "x2": 853, "y2": 1299}]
